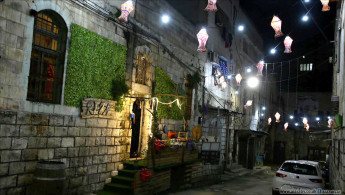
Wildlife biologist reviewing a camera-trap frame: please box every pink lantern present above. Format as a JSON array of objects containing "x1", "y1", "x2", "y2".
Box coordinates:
[
  {"x1": 257, "y1": 61, "x2": 264, "y2": 76},
  {"x1": 244, "y1": 100, "x2": 253, "y2": 109},
  {"x1": 328, "y1": 119, "x2": 332, "y2": 128},
  {"x1": 275, "y1": 112, "x2": 280, "y2": 122},
  {"x1": 205, "y1": 0, "x2": 218, "y2": 12},
  {"x1": 268, "y1": 118, "x2": 272, "y2": 125},
  {"x1": 306, "y1": 123, "x2": 310, "y2": 131},
  {"x1": 118, "y1": 0, "x2": 134, "y2": 23},
  {"x1": 284, "y1": 122, "x2": 288, "y2": 131},
  {"x1": 271, "y1": 16, "x2": 283, "y2": 38},
  {"x1": 235, "y1": 74, "x2": 242, "y2": 86},
  {"x1": 197, "y1": 28, "x2": 209, "y2": 52},
  {"x1": 320, "y1": 0, "x2": 330, "y2": 11},
  {"x1": 284, "y1": 36, "x2": 293, "y2": 53},
  {"x1": 303, "y1": 118, "x2": 308, "y2": 128}
]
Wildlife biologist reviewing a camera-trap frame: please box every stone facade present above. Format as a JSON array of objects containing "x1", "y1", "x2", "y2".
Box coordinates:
[{"x1": 331, "y1": 2, "x2": 345, "y2": 193}]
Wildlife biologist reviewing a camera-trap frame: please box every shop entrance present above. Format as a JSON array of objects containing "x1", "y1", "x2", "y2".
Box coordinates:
[{"x1": 130, "y1": 99, "x2": 143, "y2": 158}]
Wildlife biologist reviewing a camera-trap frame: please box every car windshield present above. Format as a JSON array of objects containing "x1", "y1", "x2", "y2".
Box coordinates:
[{"x1": 280, "y1": 162, "x2": 318, "y2": 176}]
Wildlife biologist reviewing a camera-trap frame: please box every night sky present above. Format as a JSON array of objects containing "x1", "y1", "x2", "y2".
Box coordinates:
[{"x1": 240, "y1": 0, "x2": 337, "y2": 92}]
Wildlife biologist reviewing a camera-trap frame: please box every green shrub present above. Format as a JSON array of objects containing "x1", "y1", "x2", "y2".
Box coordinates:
[{"x1": 64, "y1": 24, "x2": 128, "y2": 110}]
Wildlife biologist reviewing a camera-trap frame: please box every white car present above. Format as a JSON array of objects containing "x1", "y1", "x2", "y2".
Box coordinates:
[{"x1": 272, "y1": 160, "x2": 325, "y2": 195}]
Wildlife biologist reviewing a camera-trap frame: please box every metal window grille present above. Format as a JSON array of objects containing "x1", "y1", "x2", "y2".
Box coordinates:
[{"x1": 27, "y1": 11, "x2": 67, "y2": 104}]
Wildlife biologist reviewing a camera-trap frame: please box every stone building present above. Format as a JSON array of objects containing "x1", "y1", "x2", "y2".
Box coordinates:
[
  {"x1": 331, "y1": 2, "x2": 345, "y2": 193},
  {"x1": 0, "y1": 0, "x2": 265, "y2": 194}
]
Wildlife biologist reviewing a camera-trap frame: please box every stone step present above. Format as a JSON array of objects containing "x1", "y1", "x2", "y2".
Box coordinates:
[
  {"x1": 231, "y1": 167, "x2": 246, "y2": 173},
  {"x1": 111, "y1": 175, "x2": 135, "y2": 186},
  {"x1": 103, "y1": 183, "x2": 133, "y2": 195},
  {"x1": 118, "y1": 169, "x2": 137, "y2": 178}
]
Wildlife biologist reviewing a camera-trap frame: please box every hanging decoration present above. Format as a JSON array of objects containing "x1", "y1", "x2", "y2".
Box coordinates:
[
  {"x1": 271, "y1": 16, "x2": 283, "y2": 38},
  {"x1": 275, "y1": 112, "x2": 281, "y2": 122},
  {"x1": 306, "y1": 123, "x2": 310, "y2": 131},
  {"x1": 328, "y1": 118, "x2": 332, "y2": 128},
  {"x1": 219, "y1": 75, "x2": 227, "y2": 90},
  {"x1": 303, "y1": 118, "x2": 308, "y2": 128},
  {"x1": 197, "y1": 28, "x2": 209, "y2": 52},
  {"x1": 235, "y1": 74, "x2": 242, "y2": 86},
  {"x1": 257, "y1": 61, "x2": 264, "y2": 76},
  {"x1": 268, "y1": 117, "x2": 272, "y2": 125},
  {"x1": 244, "y1": 100, "x2": 253, "y2": 109},
  {"x1": 118, "y1": 0, "x2": 134, "y2": 23},
  {"x1": 204, "y1": 0, "x2": 218, "y2": 12},
  {"x1": 320, "y1": 0, "x2": 330, "y2": 11},
  {"x1": 284, "y1": 122, "x2": 288, "y2": 131},
  {"x1": 284, "y1": 36, "x2": 293, "y2": 53}
]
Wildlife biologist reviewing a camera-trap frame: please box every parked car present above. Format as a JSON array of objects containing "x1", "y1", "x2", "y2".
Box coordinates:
[{"x1": 272, "y1": 160, "x2": 325, "y2": 195}]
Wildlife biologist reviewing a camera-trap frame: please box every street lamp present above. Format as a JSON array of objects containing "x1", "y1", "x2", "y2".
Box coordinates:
[
  {"x1": 247, "y1": 77, "x2": 259, "y2": 88},
  {"x1": 316, "y1": 117, "x2": 320, "y2": 121},
  {"x1": 238, "y1": 25, "x2": 244, "y2": 32},
  {"x1": 262, "y1": 106, "x2": 266, "y2": 110},
  {"x1": 246, "y1": 68, "x2": 252, "y2": 73},
  {"x1": 161, "y1": 14, "x2": 170, "y2": 23},
  {"x1": 302, "y1": 15, "x2": 309, "y2": 22},
  {"x1": 290, "y1": 115, "x2": 294, "y2": 119},
  {"x1": 270, "y1": 48, "x2": 276, "y2": 54}
]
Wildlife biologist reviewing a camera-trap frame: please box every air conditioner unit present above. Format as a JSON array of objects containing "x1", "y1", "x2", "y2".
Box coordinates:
[{"x1": 208, "y1": 51, "x2": 219, "y2": 63}]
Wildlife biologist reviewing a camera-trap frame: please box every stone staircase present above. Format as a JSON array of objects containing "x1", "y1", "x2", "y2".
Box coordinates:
[{"x1": 97, "y1": 161, "x2": 147, "y2": 195}]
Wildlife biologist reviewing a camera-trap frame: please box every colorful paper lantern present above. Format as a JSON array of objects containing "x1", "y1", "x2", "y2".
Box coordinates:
[
  {"x1": 275, "y1": 112, "x2": 280, "y2": 122},
  {"x1": 197, "y1": 28, "x2": 209, "y2": 52},
  {"x1": 268, "y1": 117, "x2": 272, "y2": 125},
  {"x1": 244, "y1": 100, "x2": 253, "y2": 109},
  {"x1": 235, "y1": 74, "x2": 242, "y2": 86},
  {"x1": 306, "y1": 123, "x2": 310, "y2": 131},
  {"x1": 271, "y1": 16, "x2": 283, "y2": 38},
  {"x1": 328, "y1": 118, "x2": 332, "y2": 128},
  {"x1": 257, "y1": 61, "x2": 264, "y2": 76},
  {"x1": 205, "y1": 0, "x2": 217, "y2": 12},
  {"x1": 284, "y1": 122, "x2": 288, "y2": 131},
  {"x1": 118, "y1": 0, "x2": 134, "y2": 23},
  {"x1": 284, "y1": 36, "x2": 293, "y2": 53},
  {"x1": 320, "y1": 0, "x2": 330, "y2": 11},
  {"x1": 303, "y1": 118, "x2": 308, "y2": 128}
]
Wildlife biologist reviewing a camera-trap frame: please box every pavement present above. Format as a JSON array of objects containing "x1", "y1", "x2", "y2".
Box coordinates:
[{"x1": 167, "y1": 166, "x2": 275, "y2": 195}]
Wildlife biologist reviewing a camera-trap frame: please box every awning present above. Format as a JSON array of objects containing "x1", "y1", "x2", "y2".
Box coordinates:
[{"x1": 236, "y1": 129, "x2": 269, "y2": 136}]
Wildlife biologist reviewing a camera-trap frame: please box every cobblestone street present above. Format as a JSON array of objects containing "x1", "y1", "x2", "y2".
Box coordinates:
[{"x1": 168, "y1": 170, "x2": 275, "y2": 195}]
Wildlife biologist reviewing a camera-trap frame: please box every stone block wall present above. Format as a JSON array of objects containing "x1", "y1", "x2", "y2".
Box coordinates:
[
  {"x1": 0, "y1": 110, "x2": 131, "y2": 194},
  {"x1": 330, "y1": 129, "x2": 345, "y2": 193}
]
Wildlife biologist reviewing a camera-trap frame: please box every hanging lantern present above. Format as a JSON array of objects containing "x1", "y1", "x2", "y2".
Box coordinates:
[
  {"x1": 205, "y1": 0, "x2": 218, "y2": 12},
  {"x1": 118, "y1": 0, "x2": 134, "y2": 23},
  {"x1": 284, "y1": 36, "x2": 293, "y2": 53},
  {"x1": 303, "y1": 118, "x2": 308, "y2": 128},
  {"x1": 275, "y1": 112, "x2": 280, "y2": 122},
  {"x1": 197, "y1": 28, "x2": 209, "y2": 52},
  {"x1": 320, "y1": 0, "x2": 330, "y2": 11},
  {"x1": 268, "y1": 118, "x2": 272, "y2": 125},
  {"x1": 328, "y1": 118, "x2": 332, "y2": 128},
  {"x1": 257, "y1": 61, "x2": 264, "y2": 76},
  {"x1": 244, "y1": 100, "x2": 253, "y2": 109},
  {"x1": 221, "y1": 80, "x2": 227, "y2": 90},
  {"x1": 235, "y1": 74, "x2": 242, "y2": 86},
  {"x1": 306, "y1": 123, "x2": 310, "y2": 131},
  {"x1": 271, "y1": 16, "x2": 283, "y2": 38},
  {"x1": 284, "y1": 122, "x2": 288, "y2": 131}
]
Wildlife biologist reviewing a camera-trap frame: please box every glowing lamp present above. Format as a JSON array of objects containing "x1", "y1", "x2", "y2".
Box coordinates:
[
  {"x1": 118, "y1": 0, "x2": 134, "y2": 23},
  {"x1": 268, "y1": 118, "x2": 272, "y2": 125},
  {"x1": 257, "y1": 61, "x2": 264, "y2": 76},
  {"x1": 320, "y1": 0, "x2": 330, "y2": 11},
  {"x1": 271, "y1": 16, "x2": 283, "y2": 38},
  {"x1": 303, "y1": 118, "x2": 308, "y2": 128},
  {"x1": 284, "y1": 36, "x2": 293, "y2": 53},
  {"x1": 197, "y1": 28, "x2": 209, "y2": 52},
  {"x1": 235, "y1": 74, "x2": 242, "y2": 86},
  {"x1": 205, "y1": 0, "x2": 218, "y2": 12},
  {"x1": 244, "y1": 100, "x2": 253, "y2": 109},
  {"x1": 275, "y1": 112, "x2": 280, "y2": 122},
  {"x1": 306, "y1": 123, "x2": 310, "y2": 131},
  {"x1": 284, "y1": 122, "x2": 288, "y2": 131}
]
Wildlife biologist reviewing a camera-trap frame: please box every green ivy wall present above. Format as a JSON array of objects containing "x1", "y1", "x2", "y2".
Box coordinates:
[
  {"x1": 64, "y1": 24, "x2": 127, "y2": 108},
  {"x1": 154, "y1": 67, "x2": 185, "y2": 120}
]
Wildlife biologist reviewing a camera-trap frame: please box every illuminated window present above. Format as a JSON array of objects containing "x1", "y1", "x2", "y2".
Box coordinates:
[
  {"x1": 135, "y1": 53, "x2": 150, "y2": 85},
  {"x1": 299, "y1": 63, "x2": 313, "y2": 72},
  {"x1": 27, "y1": 11, "x2": 67, "y2": 104}
]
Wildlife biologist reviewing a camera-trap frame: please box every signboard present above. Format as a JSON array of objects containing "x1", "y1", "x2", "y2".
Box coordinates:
[{"x1": 81, "y1": 98, "x2": 116, "y2": 119}]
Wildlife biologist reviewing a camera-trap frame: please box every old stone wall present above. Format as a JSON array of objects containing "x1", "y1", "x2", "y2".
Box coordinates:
[
  {"x1": 330, "y1": 129, "x2": 345, "y2": 193},
  {"x1": 0, "y1": 110, "x2": 131, "y2": 194}
]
